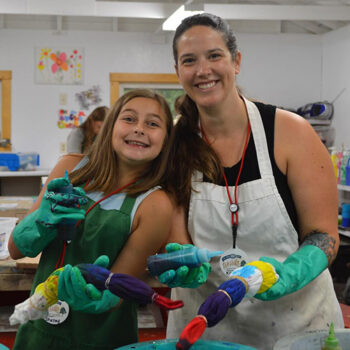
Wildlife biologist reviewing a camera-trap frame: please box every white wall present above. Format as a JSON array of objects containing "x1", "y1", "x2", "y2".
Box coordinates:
[
  {"x1": 322, "y1": 24, "x2": 350, "y2": 150},
  {"x1": 0, "y1": 28, "x2": 323, "y2": 169}
]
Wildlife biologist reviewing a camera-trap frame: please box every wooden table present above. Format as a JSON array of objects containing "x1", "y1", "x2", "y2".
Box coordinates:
[{"x1": 0, "y1": 256, "x2": 39, "y2": 291}]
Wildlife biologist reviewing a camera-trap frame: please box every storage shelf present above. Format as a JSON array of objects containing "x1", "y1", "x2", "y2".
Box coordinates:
[{"x1": 338, "y1": 184, "x2": 350, "y2": 192}]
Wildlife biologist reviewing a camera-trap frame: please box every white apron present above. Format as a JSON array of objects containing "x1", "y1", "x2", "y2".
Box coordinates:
[{"x1": 166, "y1": 97, "x2": 344, "y2": 350}]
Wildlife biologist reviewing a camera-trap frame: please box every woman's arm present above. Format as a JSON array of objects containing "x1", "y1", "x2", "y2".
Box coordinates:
[
  {"x1": 8, "y1": 154, "x2": 84, "y2": 259},
  {"x1": 274, "y1": 108, "x2": 339, "y2": 264},
  {"x1": 109, "y1": 189, "x2": 174, "y2": 279}
]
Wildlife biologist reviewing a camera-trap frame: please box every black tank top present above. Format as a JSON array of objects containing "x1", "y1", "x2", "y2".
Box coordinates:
[{"x1": 204, "y1": 101, "x2": 299, "y2": 233}]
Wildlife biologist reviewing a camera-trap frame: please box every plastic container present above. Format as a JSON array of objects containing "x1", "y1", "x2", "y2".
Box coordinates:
[
  {"x1": 117, "y1": 339, "x2": 257, "y2": 350},
  {"x1": 147, "y1": 247, "x2": 223, "y2": 276},
  {"x1": 0, "y1": 152, "x2": 39, "y2": 171},
  {"x1": 342, "y1": 203, "x2": 350, "y2": 228}
]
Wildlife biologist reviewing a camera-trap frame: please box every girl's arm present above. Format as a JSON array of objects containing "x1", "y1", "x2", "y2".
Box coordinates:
[
  {"x1": 274, "y1": 108, "x2": 339, "y2": 263},
  {"x1": 167, "y1": 204, "x2": 193, "y2": 246},
  {"x1": 109, "y1": 189, "x2": 174, "y2": 279},
  {"x1": 8, "y1": 154, "x2": 84, "y2": 259}
]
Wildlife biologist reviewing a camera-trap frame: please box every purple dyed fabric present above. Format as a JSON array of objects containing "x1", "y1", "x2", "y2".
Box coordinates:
[
  {"x1": 197, "y1": 278, "x2": 246, "y2": 327},
  {"x1": 77, "y1": 264, "x2": 154, "y2": 305},
  {"x1": 198, "y1": 292, "x2": 231, "y2": 327}
]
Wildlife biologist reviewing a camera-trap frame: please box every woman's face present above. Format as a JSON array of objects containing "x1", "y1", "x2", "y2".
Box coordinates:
[
  {"x1": 92, "y1": 120, "x2": 104, "y2": 135},
  {"x1": 175, "y1": 25, "x2": 241, "y2": 110},
  {"x1": 112, "y1": 97, "x2": 168, "y2": 171}
]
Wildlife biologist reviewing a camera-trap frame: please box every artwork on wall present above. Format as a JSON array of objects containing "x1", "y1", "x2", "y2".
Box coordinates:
[
  {"x1": 75, "y1": 85, "x2": 102, "y2": 110},
  {"x1": 35, "y1": 47, "x2": 84, "y2": 85},
  {"x1": 57, "y1": 109, "x2": 86, "y2": 129}
]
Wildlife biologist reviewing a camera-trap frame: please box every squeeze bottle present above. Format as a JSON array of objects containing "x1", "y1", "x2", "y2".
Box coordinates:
[
  {"x1": 147, "y1": 246, "x2": 223, "y2": 276},
  {"x1": 57, "y1": 171, "x2": 78, "y2": 242},
  {"x1": 321, "y1": 322, "x2": 342, "y2": 350}
]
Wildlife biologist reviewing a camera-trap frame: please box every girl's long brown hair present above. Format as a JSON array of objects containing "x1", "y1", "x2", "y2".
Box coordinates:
[{"x1": 70, "y1": 89, "x2": 174, "y2": 196}]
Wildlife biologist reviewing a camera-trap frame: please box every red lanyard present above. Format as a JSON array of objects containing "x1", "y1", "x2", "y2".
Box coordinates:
[
  {"x1": 55, "y1": 178, "x2": 137, "y2": 269},
  {"x1": 200, "y1": 121, "x2": 251, "y2": 248}
]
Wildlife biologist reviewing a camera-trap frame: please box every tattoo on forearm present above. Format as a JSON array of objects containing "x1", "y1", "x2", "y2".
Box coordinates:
[{"x1": 300, "y1": 230, "x2": 337, "y2": 264}]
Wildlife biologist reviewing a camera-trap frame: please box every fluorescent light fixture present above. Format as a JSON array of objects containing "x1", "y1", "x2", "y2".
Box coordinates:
[{"x1": 162, "y1": 5, "x2": 204, "y2": 31}]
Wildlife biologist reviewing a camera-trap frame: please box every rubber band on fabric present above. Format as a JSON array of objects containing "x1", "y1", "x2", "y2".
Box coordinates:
[
  {"x1": 105, "y1": 272, "x2": 114, "y2": 290},
  {"x1": 217, "y1": 289, "x2": 232, "y2": 306},
  {"x1": 230, "y1": 276, "x2": 249, "y2": 293},
  {"x1": 230, "y1": 264, "x2": 262, "y2": 297},
  {"x1": 247, "y1": 261, "x2": 279, "y2": 294},
  {"x1": 196, "y1": 314, "x2": 208, "y2": 325}
]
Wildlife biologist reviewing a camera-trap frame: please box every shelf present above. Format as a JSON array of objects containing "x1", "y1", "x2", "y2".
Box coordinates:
[
  {"x1": 0, "y1": 169, "x2": 50, "y2": 177},
  {"x1": 339, "y1": 227, "x2": 350, "y2": 239},
  {"x1": 307, "y1": 119, "x2": 332, "y2": 126},
  {"x1": 338, "y1": 185, "x2": 350, "y2": 192}
]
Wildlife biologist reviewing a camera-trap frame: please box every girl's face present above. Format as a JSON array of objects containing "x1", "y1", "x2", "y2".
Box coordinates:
[
  {"x1": 92, "y1": 120, "x2": 103, "y2": 135},
  {"x1": 175, "y1": 25, "x2": 241, "y2": 110},
  {"x1": 112, "y1": 97, "x2": 168, "y2": 171}
]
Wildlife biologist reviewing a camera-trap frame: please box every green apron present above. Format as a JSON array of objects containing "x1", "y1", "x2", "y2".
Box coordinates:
[{"x1": 13, "y1": 191, "x2": 139, "y2": 350}]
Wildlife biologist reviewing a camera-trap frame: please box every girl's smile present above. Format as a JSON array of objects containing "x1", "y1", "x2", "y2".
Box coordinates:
[{"x1": 112, "y1": 97, "x2": 167, "y2": 171}]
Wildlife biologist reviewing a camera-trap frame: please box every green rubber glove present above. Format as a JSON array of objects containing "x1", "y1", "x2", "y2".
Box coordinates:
[
  {"x1": 58, "y1": 255, "x2": 120, "y2": 314},
  {"x1": 158, "y1": 243, "x2": 212, "y2": 288},
  {"x1": 255, "y1": 245, "x2": 328, "y2": 301},
  {"x1": 12, "y1": 174, "x2": 87, "y2": 257}
]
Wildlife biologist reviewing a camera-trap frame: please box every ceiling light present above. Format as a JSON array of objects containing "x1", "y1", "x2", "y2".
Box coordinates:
[{"x1": 162, "y1": 4, "x2": 204, "y2": 31}]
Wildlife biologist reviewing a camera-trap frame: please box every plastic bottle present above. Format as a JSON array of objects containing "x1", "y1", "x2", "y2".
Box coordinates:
[
  {"x1": 346, "y1": 158, "x2": 350, "y2": 186},
  {"x1": 340, "y1": 149, "x2": 350, "y2": 185},
  {"x1": 330, "y1": 148, "x2": 339, "y2": 179},
  {"x1": 321, "y1": 322, "x2": 342, "y2": 350},
  {"x1": 147, "y1": 246, "x2": 223, "y2": 276}
]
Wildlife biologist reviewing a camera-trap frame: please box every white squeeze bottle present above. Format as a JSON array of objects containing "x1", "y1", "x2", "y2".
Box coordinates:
[{"x1": 147, "y1": 246, "x2": 223, "y2": 276}]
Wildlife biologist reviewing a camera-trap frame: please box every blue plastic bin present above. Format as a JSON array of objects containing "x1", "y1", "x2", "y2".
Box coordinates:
[
  {"x1": 117, "y1": 339, "x2": 257, "y2": 350},
  {"x1": 0, "y1": 152, "x2": 39, "y2": 171}
]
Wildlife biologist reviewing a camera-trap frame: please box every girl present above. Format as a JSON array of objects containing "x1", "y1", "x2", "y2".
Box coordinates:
[{"x1": 8, "y1": 89, "x2": 174, "y2": 350}]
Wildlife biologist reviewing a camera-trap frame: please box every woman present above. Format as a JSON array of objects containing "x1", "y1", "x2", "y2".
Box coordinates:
[
  {"x1": 161, "y1": 13, "x2": 344, "y2": 349},
  {"x1": 67, "y1": 105, "x2": 109, "y2": 154},
  {"x1": 8, "y1": 89, "x2": 174, "y2": 350}
]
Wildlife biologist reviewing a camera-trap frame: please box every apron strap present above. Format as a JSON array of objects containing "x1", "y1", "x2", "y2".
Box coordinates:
[
  {"x1": 243, "y1": 97, "x2": 274, "y2": 179},
  {"x1": 120, "y1": 195, "x2": 137, "y2": 215}
]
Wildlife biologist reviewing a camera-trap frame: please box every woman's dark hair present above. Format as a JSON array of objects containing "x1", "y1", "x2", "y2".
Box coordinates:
[
  {"x1": 172, "y1": 13, "x2": 238, "y2": 64},
  {"x1": 80, "y1": 106, "x2": 109, "y2": 153},
  {"x1": 167, "y1": 13, "x2": 239, "y2": 207}
]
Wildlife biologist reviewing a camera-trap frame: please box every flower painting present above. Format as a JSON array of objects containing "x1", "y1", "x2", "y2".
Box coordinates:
[
  {"x1": 57, "y1": 109, "x2": 86, "y2": 129},
  {"x1": 35, "y1": 47, "x2": 84, "y2": 84}
]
